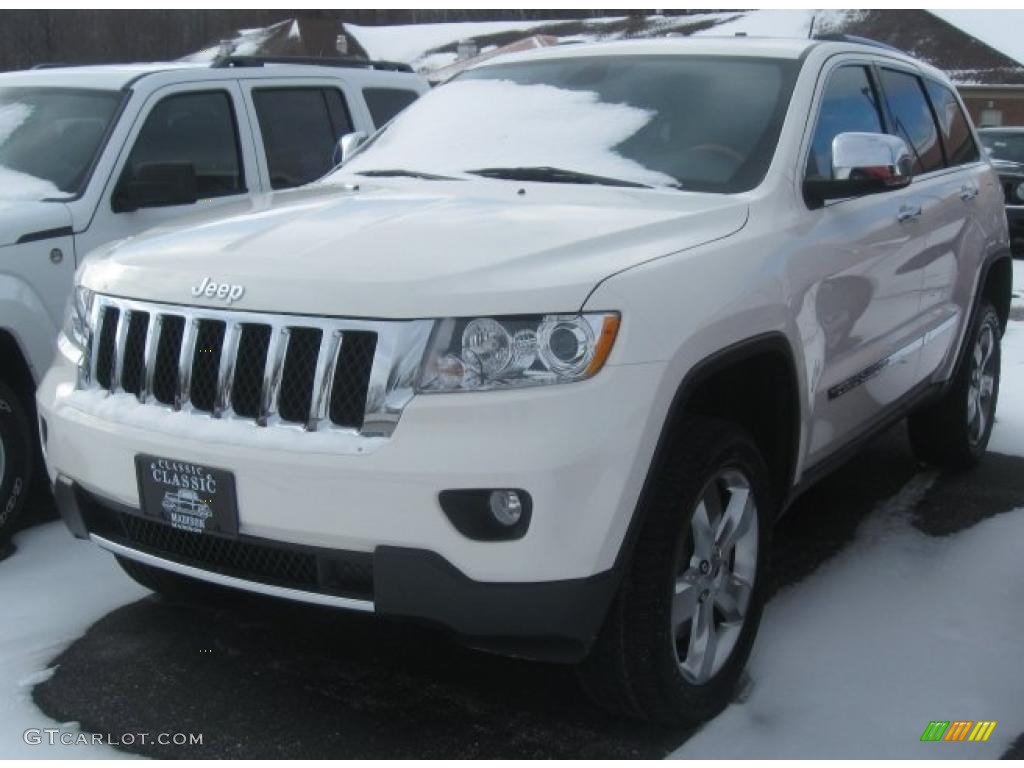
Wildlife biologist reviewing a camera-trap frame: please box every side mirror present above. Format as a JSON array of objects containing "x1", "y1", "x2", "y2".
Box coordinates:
[
  {"x1": 804, "y1": 132, "x2": 913, "y2": 208},
  {"x1": 336, "y1": 131, "x2": 367, "y2": 167},
  {"x1": 112, "y1": 163, "x2": 198, "y2": 213}
]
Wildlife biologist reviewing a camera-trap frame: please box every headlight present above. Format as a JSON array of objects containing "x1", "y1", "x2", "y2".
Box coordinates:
[
  {"x1": 417, "y1": 313, "x2": 619, "y2": 393},
  {"x1": 58, "y1": 286, "x2": 94, "y2": 367},
  {"x1": 1016, "y1": 181, "x2": 1024, "y2": 203}
]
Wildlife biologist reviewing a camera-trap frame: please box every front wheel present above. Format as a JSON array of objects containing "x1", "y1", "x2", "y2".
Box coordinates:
[
  {"x1": 578, "y1": 416, "x2": 772, "y2": 725},
  {"x1": 0, "y1": 380, "x2": 33, "y2": 546},
  {"x1": 908, "y1": 302, "x2": 1001, "y2": 469}
]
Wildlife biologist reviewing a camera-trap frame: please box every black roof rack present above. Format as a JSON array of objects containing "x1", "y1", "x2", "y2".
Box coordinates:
[
  {"x1": 210, "y1": 55, "x2": 413, "y2": 74},
  {"x1": 812, "y1": 34, "x2": 907, "y2": 55}
]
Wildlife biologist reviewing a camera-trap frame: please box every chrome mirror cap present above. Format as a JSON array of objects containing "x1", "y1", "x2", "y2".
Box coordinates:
[
  {"x1": 337, "y1": 131, "x2": 368, "y2": 166},
  {"x1": 832, "y1": 132, "x2": 913, "y2": 187}
]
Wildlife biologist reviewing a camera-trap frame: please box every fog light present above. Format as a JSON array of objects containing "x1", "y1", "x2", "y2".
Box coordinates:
[
  {"x1": 489, "y1": 490, "x2": 523, "y2": 526},
  {"x1": 438, "y1": 488, "x2": 532, "y2": 541}
]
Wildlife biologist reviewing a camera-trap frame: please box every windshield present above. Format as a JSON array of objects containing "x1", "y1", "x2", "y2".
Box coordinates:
[
  {"x1": 0, "y1": 87, "x2": 122, "y2": 201},
  {"x1": 981, "y1": 132, "x2": 1024, "y2": 166},
  {"x1": 336, "y1": 55, "x2": 799, "y2": 193}
]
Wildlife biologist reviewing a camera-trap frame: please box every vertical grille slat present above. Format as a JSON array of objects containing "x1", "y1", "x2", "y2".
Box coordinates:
[
  {"x1": 78, "y1": 298, "x2": 389, "y2": 438},
  {"x1": 140, "y1": 314, "x2": 163, "y2": 403},
  {"x1": 278, "y1": 328, "x2": 323, "y2": 424},
  {"x1": 94, "y1": 306, "x2": 120, "y2": 391},
  {"x1": 152, "y1": 315, "x2": 185, "y2": 405},
  {"x1": 120, "y1": 311, "x2": 150, "y2": 396},
  {"x1": 189, "y1": 320, "x2": 227, "y2": 413},
  {"x1": 330, "y1": 331, "x2": 377, "y2": 429},
  {"x1": 230, "y1": 324, "x2": 272, "y2": 418}
]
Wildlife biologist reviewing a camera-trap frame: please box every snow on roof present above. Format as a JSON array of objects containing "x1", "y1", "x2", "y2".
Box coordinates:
[
  {"x1": 346, "y1": 10, "x2": 1024, "y2": 85},
  {"x1": 930, "y1": 10, "x2": 1024, "y2": 69}
]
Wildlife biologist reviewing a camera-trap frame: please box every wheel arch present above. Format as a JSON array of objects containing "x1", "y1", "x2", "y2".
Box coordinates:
[{"x1": 612, "y1": 332, "x2": 801, "y2": 573}]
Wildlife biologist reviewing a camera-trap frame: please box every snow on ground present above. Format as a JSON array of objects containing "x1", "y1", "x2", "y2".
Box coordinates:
[
  {"x1": 0, "y1": 523, "x2": 145, "y2": 757},
  {"x1": 672, "y1": 477, "x2": 1024, "y2": 758},
  {"x1": 674, "y1": 271, "x2": 1024, "y2": 758},
  {"x1": 989, "y1": 259, "x2": 1024, "y2": 457}
]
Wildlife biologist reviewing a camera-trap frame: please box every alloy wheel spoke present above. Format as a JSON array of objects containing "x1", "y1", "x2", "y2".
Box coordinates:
[
  {"x1": 715, "y1": 572, "x2": 751, "y2": 623},
  {"x1": 683, "y1": 601, "x2": 718, "y2": 682},
  {"x1": 716, "y1": 487, "x2": 753, "y2": 554},
  {"x1": 691, "y1": 498, "x2": 716, "y2": 561},
  {"x1": 976, "y1": 392, "x2": 988, "y2": 439},
  {"x1": 672, "y1": 573, "x2": 702, "y2": 629},
  {"x1": 981, "y1": 374, "x2": 995, "y2": 399}
]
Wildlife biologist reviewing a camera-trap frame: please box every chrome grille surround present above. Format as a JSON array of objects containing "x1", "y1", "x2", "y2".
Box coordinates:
[{"x1": 80, "y1": 294, "x2": 433, "y2": 439}]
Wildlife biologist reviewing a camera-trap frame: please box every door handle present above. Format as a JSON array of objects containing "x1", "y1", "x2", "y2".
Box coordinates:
[
  {"x1": 897, "y1": 204, "x2": 923, "y2": 223},
  {"x1": 960, "y1": 184, "x2": 979, "y2": 201}
]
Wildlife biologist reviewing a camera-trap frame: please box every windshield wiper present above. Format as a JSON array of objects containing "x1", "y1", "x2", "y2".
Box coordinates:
[
  {"x1": 355, "y1": 169, "x2": 457, "y2": 181},
  {"x1": 467, "y1": 166, "x2": 652, "y2": 189}
]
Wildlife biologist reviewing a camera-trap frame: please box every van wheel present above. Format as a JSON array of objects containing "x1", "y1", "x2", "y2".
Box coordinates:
[
  {"x1": 115, "y1": 556, "x2": 231, "y2": 605},
  {"x1": 0, "y1": 380, "x2": 33, "y2": 545},
  {"x1": 578, "y1": 416, "x2": 771, "y2": 725},
  {"x1": 908, "y1": 302, "x2": 1001, "y2": 470}
]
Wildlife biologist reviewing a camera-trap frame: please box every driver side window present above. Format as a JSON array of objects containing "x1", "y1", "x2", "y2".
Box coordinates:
[
  {"x1": 806, "y1": 66, "x2": 885, "y2": 181},
  {"x1": 118, "y1": 90, "x2": 245, "y2": 201}
]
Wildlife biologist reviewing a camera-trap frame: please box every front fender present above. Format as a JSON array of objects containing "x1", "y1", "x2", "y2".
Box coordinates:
[{"x1": 0, "y1": 273, "x2": 59, "y2": 382}]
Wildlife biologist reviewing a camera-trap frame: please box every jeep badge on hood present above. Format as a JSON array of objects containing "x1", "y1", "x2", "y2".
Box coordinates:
[{"x1": 191, "y1": 277, "x2": 245, "y2": 305}]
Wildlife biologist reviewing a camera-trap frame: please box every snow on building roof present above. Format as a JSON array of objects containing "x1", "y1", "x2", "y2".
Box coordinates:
[{"x1": 345, "y1": 10, "x2": 1024, "y2": 86}]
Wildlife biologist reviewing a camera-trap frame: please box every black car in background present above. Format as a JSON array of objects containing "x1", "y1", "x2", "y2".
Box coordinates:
[{"x1": 979, "y1": 127, "x2": 1024, "y2": 255}]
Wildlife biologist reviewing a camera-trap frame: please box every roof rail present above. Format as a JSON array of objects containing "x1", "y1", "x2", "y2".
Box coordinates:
[
  {"x1": 31, "y1": 62, "x2": 72, "y2": 69},
  {"x1": 812, "y1": 33, "x2": 907, "y2": 55},
  {"x1": 210, "y1": 55, "x2": 413, "y2": 74}
]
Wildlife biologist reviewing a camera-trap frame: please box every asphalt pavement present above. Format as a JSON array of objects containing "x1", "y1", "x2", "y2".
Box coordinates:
[{"x1": 29, "y1": 424, "x2": 1024, "y2": 758}]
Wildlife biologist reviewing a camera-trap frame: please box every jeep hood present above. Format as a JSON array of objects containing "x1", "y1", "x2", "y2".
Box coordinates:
[
  {"x1": 80, "y1": 181, "x2": 748, "y2": 318},
  {"x1": 0, "y1": 199, "x2": 71, "y2": 248}
]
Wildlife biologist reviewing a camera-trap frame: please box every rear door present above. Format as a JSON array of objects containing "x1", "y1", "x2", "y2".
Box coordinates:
[
  {"x1": 906, "y1": 76, "x2": 990, "y2": 381},
  {"x1": 240, "y1": 79, "x2": 359, "y2": 192}
]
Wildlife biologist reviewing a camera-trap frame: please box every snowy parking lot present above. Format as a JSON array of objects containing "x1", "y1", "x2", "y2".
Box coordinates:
[{"x1": 2, "y1": 260, "x2": 1023, "y2": 759}]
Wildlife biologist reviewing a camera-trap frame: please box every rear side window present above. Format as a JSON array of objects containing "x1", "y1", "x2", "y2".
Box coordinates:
[
  {"x1": 363, "y1": 87, "x2": 420, "y2": 128},
  {"x1": 253, "y1": 88, "x2": 354, "y2": 190},
  {"x1": 806, "y1": 66, "x2": 885, "y2": 180},
  {"x1": 122, "y1": 90, "x2": 244, "y2": 199},
  {"x1": 878, "y1": 69, "x2": 944, "y2": 175},
  {"x1": 924, "y1": 80, "x2": 980, "y2": 166}
]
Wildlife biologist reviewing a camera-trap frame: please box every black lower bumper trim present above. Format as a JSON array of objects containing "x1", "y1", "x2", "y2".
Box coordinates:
[
  {"x1": 55, "y1": 479, "x2": 618, "y2": 663},
  {"x1": 374, "y1": 547, "x2": 618, "y2": 662}
]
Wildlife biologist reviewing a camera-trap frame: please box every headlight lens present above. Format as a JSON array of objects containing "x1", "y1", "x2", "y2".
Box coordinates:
[
  {"x1": 417, "y1": 313, "x2": 619, "y2": 393},
  {"x1": 1016, "y1": 181, "x2": 1024, "y2": 203},
  {"x1": 59, "y1": 286, "x2": 94, "y2": 365}
]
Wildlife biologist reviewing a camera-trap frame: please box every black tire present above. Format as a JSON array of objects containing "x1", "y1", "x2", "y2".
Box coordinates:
[
  {"x1": 0, "y1": 379, "x2": 34, "y2": 545},
  {"x1": 578, "y1": 416, "x2": 772, "y2": 726},
  {"x1": 908, "y1": 302, "x2": 1001, "y2": 470},
  {"x1": 115, "y1": 556, "x2": 232, "y2": 605}
]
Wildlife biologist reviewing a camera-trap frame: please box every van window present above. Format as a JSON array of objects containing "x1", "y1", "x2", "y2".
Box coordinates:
[{"x1": 253, "y1": 88, "x2": 353, "y2": 189}]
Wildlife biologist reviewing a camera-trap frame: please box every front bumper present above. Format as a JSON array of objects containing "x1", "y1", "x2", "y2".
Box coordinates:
[{"x1": 40, "y1": 354, "x2": 665, "y2": 660}]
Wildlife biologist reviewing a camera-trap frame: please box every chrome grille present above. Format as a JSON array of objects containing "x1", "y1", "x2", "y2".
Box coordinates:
[{"x1": 82, "y1": 295, "x2": 432, "y2": 438}]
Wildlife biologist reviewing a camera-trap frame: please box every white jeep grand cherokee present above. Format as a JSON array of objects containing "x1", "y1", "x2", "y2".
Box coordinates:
[{"x1": 38, "y1": 37, "x2": 1012, "y2": 725}]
